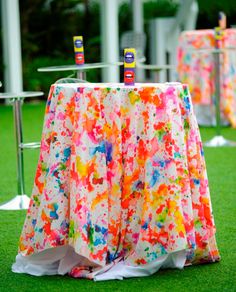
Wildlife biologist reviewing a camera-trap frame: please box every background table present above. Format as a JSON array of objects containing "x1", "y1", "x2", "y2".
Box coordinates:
[
  {"x1": 0, "y1": 91, "x2": 44, "y2": 210},
  {"x1": 177, "y1": 29, "x2": 236, "y2": 127},
  {"x1": 12, "y1": 82, "x2": 220, "y2": 280}
]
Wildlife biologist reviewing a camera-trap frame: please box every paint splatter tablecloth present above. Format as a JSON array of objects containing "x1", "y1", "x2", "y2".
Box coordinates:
[
  {"x1": 177, "y1": 29, "x2": 236, "y2": 127},
  {"x1": 12, "y1": 83, "x2": 220, "y2": 280}
]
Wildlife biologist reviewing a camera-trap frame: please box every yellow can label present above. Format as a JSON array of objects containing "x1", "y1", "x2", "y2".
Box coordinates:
[
  {"x1": 73, "y1": 36, "x2": 84, "y2": 53},
  {"x1": 124, "y1": 48, "x2": 136, "y2": 68},
  {"x1": 214, "y1": 27, "x2": 224, "y2": 41}
]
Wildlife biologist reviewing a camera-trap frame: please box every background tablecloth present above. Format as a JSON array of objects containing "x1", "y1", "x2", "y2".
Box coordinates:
[{"x1": 177, "y1": 29, "x2": 236, "y2": 127}]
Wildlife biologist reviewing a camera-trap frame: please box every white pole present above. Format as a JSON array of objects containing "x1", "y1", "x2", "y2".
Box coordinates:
[
  {"x1": 131, "y1": 0, "x2": 144, "y2": 33},
  {"x1": 150, "y1": 18, "x2": 175, "y2": 82},
  {"x1": 131, "y1": 0, "x2": 145, "y2": 81},
  {"x1": 101, "y1": 0, "x2": 119, "y2": 82},
  {"x1": 184, "y1": 0, "x2": 199, "y2": 31},
  {"x1": 1, "y1": 0, "x2": 23, "y2": 92}
]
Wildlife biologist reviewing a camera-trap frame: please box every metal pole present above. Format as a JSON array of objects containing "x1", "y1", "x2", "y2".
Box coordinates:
[
  {"x1": 13, "y1": 98, "x2": 25, "y2": 196},
  {"x1": 1, "y1": 0, "x2": 23, "y2": 92},
  {"x1": 131, "y1": 0, "x2": 144, "y2": 33},
  {"x1": 101, "y1": 0, "x2": 119, "y2": 82},
  {"x1": 214, "y1": 50, "x2": 221, "y2": 136},
  {"x1": 76, "y1": 71, "x2": 86, "y2": 80}
]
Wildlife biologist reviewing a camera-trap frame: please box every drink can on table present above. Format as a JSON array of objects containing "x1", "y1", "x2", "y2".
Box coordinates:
[
  {"x1": 73, "y1": 36, "x2": 85, "y2": 65},
  {"x1": 214, "y1": 27, "x2": 224, "y2": 48},
  {"x1": 124, "y1": 48, "x2": 136, "y2": 85}
]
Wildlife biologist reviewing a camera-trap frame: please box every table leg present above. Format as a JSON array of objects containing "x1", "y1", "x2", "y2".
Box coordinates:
[
  {"x1": 14, "y1": 98, "x2": 26, "y2": 196},
  {"x1": 0, "y1": 98, "x2": 30, "y2": 210},
  {"x1": 76, "y1": 71, "x2": 86, "y2": 80},
  {"x1": 214, "y1": 51, "x2": 221, "y2": 136}
]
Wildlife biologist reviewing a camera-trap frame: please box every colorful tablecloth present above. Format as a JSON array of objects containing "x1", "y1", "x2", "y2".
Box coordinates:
[
  {"x1": 12, "y1": 83, "x2": 220, "y2": 280},
  {"x1": 177, "y1": 29, "x2": 236, "y2": 127}
]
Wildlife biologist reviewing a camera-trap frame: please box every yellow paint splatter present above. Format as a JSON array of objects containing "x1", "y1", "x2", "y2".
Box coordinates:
[
  {"x1": 76, "y1": 156, "x2": 87, "y2": 177},
  {"x1": 128, "y1": 91, "x2": 140, "y2": 105},
  {"x1": 91, "y1": 191, "x2": 108, "y2": 210}
]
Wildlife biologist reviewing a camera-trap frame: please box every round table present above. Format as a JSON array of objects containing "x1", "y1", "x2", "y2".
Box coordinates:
[
  {"x1": 177, "y1": 28, "x2": 236, "y2": 128},
  {"x1": 12, "y1": 83, "x2": 220, "y2": 280},
  {"x1": 185, "y1": 47, "x2": 236, "y2": 147}
]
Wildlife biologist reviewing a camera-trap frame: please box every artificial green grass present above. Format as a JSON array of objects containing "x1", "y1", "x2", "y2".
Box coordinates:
[{"x1": 0, "y1": 102, "x2": 236, "y2": 291}]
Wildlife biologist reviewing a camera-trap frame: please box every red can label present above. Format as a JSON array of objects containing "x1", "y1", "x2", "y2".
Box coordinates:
[
  {"x1": 124, "y1": 68, "x2": 135, "y2": 85},
  {"x1": 75, "y1": 52, "x2": 85, "y2": 65}
]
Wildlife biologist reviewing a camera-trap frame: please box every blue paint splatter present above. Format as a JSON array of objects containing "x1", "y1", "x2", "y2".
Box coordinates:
[
  {"x1": 157, "y1": 222, "x2": 163, "y2": 228},
  {"x1": 230, "y1": 65, "x2": 235, "y2": 75},
  {"x1": 147, "y1": 252, "x2": 158, "y2": 261},
  {"x1": 174, "y1": 152, "x2": 181, "y2": 158},
  {"x1": 134, "y1": 180, "x2": 144, "y2": 191},
  {"x1": 35, "y1": 227, "x2": 43, "y2": 233},
  {"x1": 60, "y1": 220, "x2": 69, "y2": 230},
  {"x1": 63, "y1": 147, "x2": 71, "y2": 162},
  {"x1": 193, "y1": 178, "x2": 200, "y2": 185},
  {"x1": 95, "y1": 225, "x2": 108, "y2": 236},
  {"x1": 94, "y1": 237, "x2": 106, "y2": 246},
  {"x1": 200, "y1": 147, "x2": 204, "y2": 156},
  {"x1": 107, "y1": 251, "x2": 118, "y2": 263},
  {"x1": 90, "y1": 141, "x2": 106, "y2": 156},
  {"x1": 32, "y1": 219, "x2": 37, "y2": 227},
  {"x1": 47, "y1": 99, "x2": 51, "y2": 107},
  {"x1": 141, "y1": 222, "x2": 148, "y2": 230},
  {"x1": 50, "y1": 203, "x2": 59, "y2": 220},
  {"x1": 184, "y1": 96, "x2": 191, "y2": 110},
  {"x1": 155, "y1": 159, "x2": 171, "y2": 168},
  {"x1": 105, "y1": 141, "x2": 113, "y2": 162},
  {"x1": 189, "y1": 241, "x2": 196, "y2": 249},
  {"x1": 149, "y1": 169, "x2": 160, "y2": 187},
  {"x1": 160, "y1": 245, "x2": 167, "y2": 255},
  {"x1": 159, "y1": 160, "x2": 165, "y2": 167},
  {"x1": 185, "y1": 54, "x2": 191, "y2": 63}
]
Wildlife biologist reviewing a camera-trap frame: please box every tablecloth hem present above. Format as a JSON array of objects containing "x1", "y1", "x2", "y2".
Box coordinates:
[{"x1": 12, "y1": 245, "x2": 187, "y2": 280}]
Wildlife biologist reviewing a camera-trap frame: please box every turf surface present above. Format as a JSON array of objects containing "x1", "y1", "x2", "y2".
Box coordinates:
[{"x1": 0, "y1": 102, "x2": 235, "y2": 291}]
